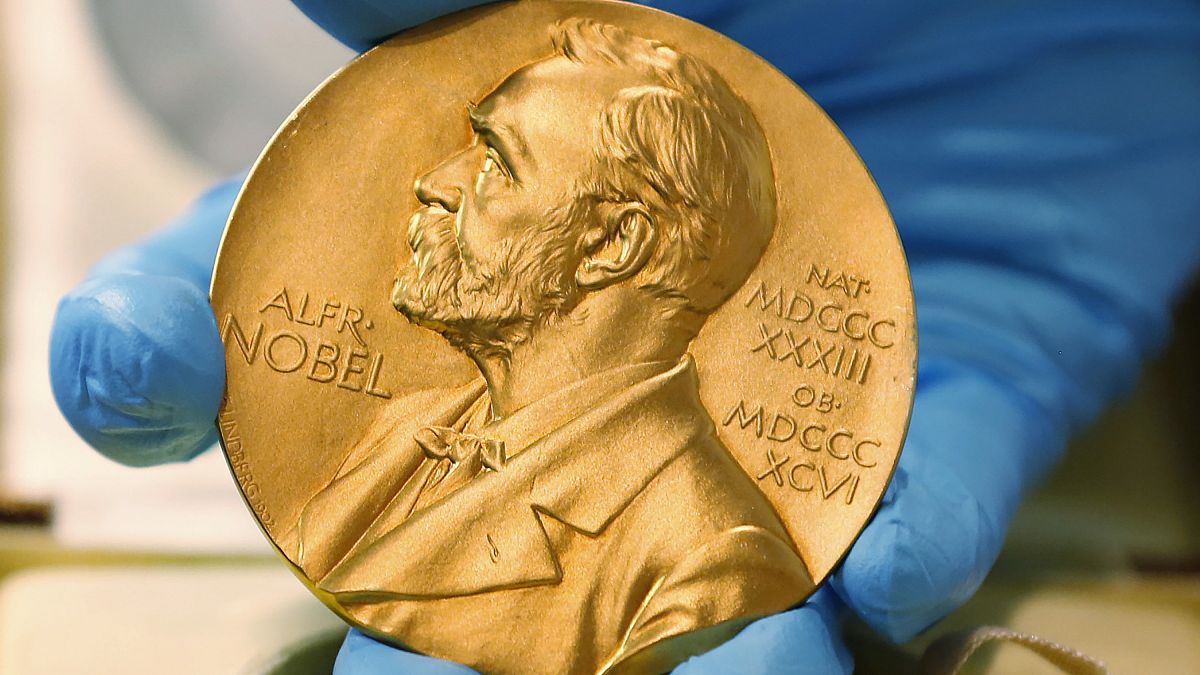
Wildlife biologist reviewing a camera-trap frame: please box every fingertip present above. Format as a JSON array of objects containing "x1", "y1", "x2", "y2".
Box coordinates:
[
  {"x1": 291, "y1": 0, "x2": 492, "y2": 52},
  {"x1": 831, "y1": 368, "x2": 1056, "y2": 641},
  {"x1": 335, "y1": 629, "x2": 480, "y2": 675},
  {"x1": 50, "y1": 273, "x2": 226, "y2": 466},
  {"x1": 675, "y1": 589, "x2": 852, "y2": 674},
  {"x1": 831, "y1": 463, "x2": 997, "y2": 642}
]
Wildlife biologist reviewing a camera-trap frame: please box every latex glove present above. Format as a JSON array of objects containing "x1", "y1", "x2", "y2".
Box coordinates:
[
  {"x1": 49, "y1": 0, "x2": 1200, "y2": 673},
  {"x1": 50, "y1": 176, "x2": 241, "y2": 466}
]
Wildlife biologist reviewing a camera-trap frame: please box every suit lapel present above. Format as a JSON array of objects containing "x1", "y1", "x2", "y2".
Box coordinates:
[
  {"x1": 529, "y1": 357, "x2": 711, "y2": 534},
  {"x1": 297, "y1": 379, "x2": 486, "y2": 579},
  {"x1": 318, "y1": 464, "x2": 562, "y2": 599},
  {"x1": 317, "y1": 357, "x2": 712, "y2": 600}
]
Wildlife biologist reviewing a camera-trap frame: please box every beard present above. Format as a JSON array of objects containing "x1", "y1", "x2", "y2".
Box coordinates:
[{"x1": 391, "y1": 205, "x2": 584, "y2": 359}]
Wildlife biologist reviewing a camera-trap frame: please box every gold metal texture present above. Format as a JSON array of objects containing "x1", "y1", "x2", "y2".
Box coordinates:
[{"x1": 211, "y1": 2, "x2": 916, "y2": 673}]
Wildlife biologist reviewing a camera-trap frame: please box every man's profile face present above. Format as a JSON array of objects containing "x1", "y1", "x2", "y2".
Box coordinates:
[{"x1": 392, "y1": 57, "x2": 637, "y2": 351}]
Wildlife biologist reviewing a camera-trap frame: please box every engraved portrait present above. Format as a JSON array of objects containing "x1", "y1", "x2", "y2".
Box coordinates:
[{"x1": 290, "y1": 19, "x2": 814, "y2": 675}]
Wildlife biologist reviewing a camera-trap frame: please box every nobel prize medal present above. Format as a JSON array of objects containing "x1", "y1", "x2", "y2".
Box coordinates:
[{"x1": 212, "y1": 2, "x2": 917, "y2": 673}]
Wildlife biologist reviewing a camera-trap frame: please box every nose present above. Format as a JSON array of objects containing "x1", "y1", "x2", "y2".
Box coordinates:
[{"x1": 414, "y1": 150, "x2": 468, "y2": 212}]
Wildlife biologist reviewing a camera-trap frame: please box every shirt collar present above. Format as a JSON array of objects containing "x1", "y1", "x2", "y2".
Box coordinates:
[{"x1": 479, "y1": 358, "x2": 678, "y2": 461}]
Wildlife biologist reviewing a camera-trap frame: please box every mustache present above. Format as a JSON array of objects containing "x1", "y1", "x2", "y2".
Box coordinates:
[
  {"x1": 393, "y1": 206, "x2": 468, "y2": 314},
  {"x1": 407, "y1": 207, "x2": 457, "y2": 261},
  {"x1": 406, "y1": 206, "x2": 472, "y2": 281}
]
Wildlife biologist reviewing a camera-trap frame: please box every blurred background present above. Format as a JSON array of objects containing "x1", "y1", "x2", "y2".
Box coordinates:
[{"x1": 0, "y1": 0, "x2": 1194, "y2": 673}]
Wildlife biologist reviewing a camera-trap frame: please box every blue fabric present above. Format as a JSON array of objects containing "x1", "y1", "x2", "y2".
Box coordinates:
[{"x1": 49, "y1": 1, "x2": 1200, "y2": 672}]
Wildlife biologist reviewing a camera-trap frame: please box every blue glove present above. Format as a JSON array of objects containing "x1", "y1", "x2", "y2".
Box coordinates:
[
  {"x1": 50, "y1": 176, "x2": 242, "y2": 467},
  {"x1": 50, "y1": 0, "x2": 1200, "y2": 673}
]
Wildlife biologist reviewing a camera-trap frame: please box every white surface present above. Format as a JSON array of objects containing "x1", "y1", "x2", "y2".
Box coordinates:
[
  {"x1": 90, "y1": 0, "x2": 352, "y2": 171},
  {"x1": 0, "y1": 565, "x2": 343, "y2": 674}
]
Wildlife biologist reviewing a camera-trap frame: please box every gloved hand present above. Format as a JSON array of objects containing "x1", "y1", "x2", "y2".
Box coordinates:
[{"x1": 49, "y1": 0, "x2": 1200, "y2": 673}]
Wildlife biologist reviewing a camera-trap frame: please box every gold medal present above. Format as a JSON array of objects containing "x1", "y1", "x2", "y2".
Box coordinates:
[{"x1": 212, "y1": 2, "x2": 915, "y2": 673}]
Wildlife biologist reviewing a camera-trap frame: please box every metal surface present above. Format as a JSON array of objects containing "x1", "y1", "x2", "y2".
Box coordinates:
[{"x1": 211, "y1": 2, "x2": 916, "y2": 673}]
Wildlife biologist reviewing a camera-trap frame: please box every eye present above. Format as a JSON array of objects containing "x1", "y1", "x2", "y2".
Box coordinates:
[{"x1": 480, "y1": 147, "x2": 511, "y2": 180}]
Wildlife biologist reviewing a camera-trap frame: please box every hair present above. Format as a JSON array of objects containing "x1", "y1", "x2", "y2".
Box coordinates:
[{"x1": 552, "y1": 19, "x2": 776, "y2": 316}]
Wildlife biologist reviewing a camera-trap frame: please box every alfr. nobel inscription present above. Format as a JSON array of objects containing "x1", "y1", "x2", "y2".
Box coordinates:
[{"x1": 221, "y1": 287, "x2": 394, "y2": 399}]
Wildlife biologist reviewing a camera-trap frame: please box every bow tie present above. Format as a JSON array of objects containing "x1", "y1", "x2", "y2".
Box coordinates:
[{"x1": 414, "y1": 426, "x2": 507, "y2": 472}]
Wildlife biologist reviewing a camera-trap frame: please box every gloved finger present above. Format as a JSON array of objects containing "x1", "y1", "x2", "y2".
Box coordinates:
[
  {"x1": 50, "y1": 273, "x2": 225, "y2": 466},
  {"x1": 290, "y1": 1, "x2": 494, "y2": 52},
  {"x1": 673, "y1": 588, "x2": 851, "y2": 675},
  {"x1": 49, "y1": 176, "x2": 242, "y2": 466},
  {"x1": 335, "y1": 629, "x2": 480, "y2": 675},
  {"x1": 830, "y1": 359, "x2": 1059, "y2": 642},
  {"x1": 289, "y1": 0, "x2": 775, "y2": 55},
  {"x1": 289, "y1": 1, "x2": 774, "y2": 54}
]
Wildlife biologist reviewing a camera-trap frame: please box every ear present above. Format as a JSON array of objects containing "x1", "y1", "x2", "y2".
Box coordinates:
[{"x1": 576, "y1": 203, "x2": 659, "y2": 291}]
